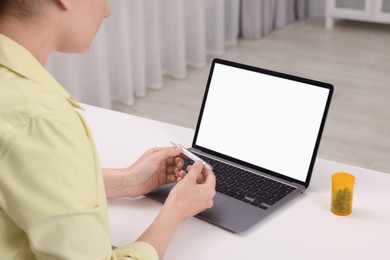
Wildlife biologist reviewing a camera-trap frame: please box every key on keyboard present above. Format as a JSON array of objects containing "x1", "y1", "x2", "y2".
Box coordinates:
[{"x1": 186, "y1": 152, "x2": 296, "y2": 210}]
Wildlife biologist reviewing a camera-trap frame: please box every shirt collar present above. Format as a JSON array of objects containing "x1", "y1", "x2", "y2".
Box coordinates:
[{"x1": 0, "y1": 34, "x2": 82, "y2": 109}]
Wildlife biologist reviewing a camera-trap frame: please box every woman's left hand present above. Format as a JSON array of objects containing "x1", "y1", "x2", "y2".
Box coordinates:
[{"x1": 103, "y1": 146, "x2": 184, "y2": 198}]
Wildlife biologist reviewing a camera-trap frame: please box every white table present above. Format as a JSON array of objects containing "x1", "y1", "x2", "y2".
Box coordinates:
[{"x1": 82, "y1": 104, "x2": 390, "y2": 260}]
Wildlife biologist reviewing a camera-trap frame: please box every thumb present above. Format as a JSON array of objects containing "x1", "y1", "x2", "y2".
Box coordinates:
[
  {"x1": 151, "y1": 146, "x2": 182, "y2": 160},
  {"x1": 185, "y1": 161, "x2": 204, "y2": 181}
]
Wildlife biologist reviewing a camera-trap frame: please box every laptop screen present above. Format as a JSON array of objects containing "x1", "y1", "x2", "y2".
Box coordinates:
[{"x1": 194, "y1": 59, "x2": 333, "y2": 184}]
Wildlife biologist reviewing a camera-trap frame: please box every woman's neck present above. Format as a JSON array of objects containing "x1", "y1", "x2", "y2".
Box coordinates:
[{"x1": 0, "y1": 16, "x2": 56, "y2": 65}]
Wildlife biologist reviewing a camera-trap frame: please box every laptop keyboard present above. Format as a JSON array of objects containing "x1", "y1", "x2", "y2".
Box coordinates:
[{"x1": 185, "y1": 153, "x2": 296, "y2": 210}]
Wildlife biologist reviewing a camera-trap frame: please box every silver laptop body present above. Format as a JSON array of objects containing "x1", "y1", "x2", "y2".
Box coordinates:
[{"x1": 148, "y1": 58, "x2": 333, "y2": 233}]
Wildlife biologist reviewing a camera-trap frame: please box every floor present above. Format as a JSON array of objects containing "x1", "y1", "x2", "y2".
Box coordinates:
[{"x1": 113, "y1": 18, "x2": 390, "y2": 174}]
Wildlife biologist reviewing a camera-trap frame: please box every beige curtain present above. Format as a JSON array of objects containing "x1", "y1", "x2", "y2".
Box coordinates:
[
  {"x1": 46, "y1": 0, "x2": 240, "y2": 108},
  {"x1": 240, "y1": 0, "x2": 308, "y2": 39}
]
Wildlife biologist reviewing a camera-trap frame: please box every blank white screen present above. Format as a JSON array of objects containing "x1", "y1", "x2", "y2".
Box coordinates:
[{"x1": 196, "y1": 63, "x2": 329, "y2": 182}]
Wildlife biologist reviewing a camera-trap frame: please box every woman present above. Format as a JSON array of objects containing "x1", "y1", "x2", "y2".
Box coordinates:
[{"x1": 0, "y1": 0, "x2": 216, "y2": 259}]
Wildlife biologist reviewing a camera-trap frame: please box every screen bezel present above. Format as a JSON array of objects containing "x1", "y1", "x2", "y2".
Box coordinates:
[{"x1": 192, "y1": 58, "x2": 334, "y2": 188}]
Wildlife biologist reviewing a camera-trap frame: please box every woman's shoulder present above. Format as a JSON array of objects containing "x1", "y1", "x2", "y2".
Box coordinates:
[
  {"x1": 0, "y1": 73, "x2": 81, "y2": 147},
  {"x1": 3, "y1": 77, "x2": 71, "y2": 115}
]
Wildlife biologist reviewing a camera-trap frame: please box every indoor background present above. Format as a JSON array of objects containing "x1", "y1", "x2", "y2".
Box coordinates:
[{"x1": 46, "y1": 0, "x2": 390, "y2": 174}]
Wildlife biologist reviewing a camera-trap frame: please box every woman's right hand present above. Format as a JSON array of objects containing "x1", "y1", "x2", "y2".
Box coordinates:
[
  {"x1": 136, "y1": 161, "x2": 216, "y2": 258},
  {"x1": 163, "y1": 160, "x2": 216, "y2": 222}
]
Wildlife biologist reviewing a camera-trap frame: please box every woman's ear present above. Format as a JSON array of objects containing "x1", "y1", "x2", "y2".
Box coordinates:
[{"x1": 57, "y1": 0, "x2": 72, "y2": 11}]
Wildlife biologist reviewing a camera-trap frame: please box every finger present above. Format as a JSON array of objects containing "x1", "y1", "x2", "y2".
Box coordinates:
[
  {"x1": 150, "y1": 146, "x2": 182, "y2": 161},
  {"x1": 166, "y1": 165, "x2": 177, "y2": 174},
  {"x1": 175, "y1": 170, "x2": 186, "y2": 179},
  {"x1": 166, "y1": 158, "x2": 184, "y2": 173},
  {"x1": 174, "y1": 157, "x2": 185, "y2": 168},
  {"x1": 166, "y1": 155, "x2": 183, "y2": 166},
  {"x1": 145, "y1": 146, "x2": 168, "y2": 154},
  {"x1": 185, "y1": 160, "x2": 203, "y2": 181},
  {"x1": 166, "y1": 174, "x2": 177, "y2": 183},
  {"x1": 149, "y1": 146, "x2": 181, "y2": 168},
  {"x1": 202, "y1": 168, "x2": 216, "y2": 188},
  {"x1": 165, "y1": 157, "x2": 175, "y2": 165},
  {"x1": 196, "y1": 169, "x2": 206, "y2": 183},
  {"x1": 196, "y1": 175, "x2": 205, "y2": 184}
]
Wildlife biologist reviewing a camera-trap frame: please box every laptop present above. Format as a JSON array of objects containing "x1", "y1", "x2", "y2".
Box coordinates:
[{"x1": 148, "y1": 58, "x2": 333, "y2": 233}]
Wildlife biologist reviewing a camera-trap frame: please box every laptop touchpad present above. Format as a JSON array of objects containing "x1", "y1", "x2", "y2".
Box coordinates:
[{"x1": 212, "y1": 192, "x2": 229, "y2": 206}]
